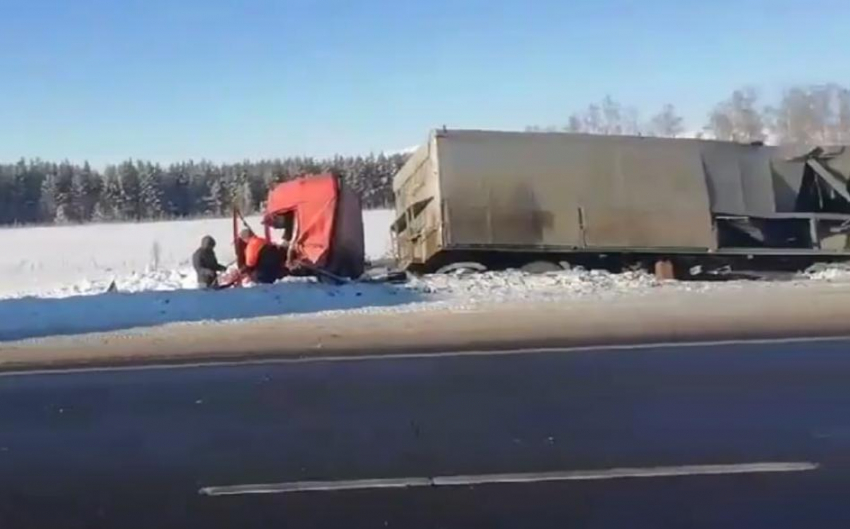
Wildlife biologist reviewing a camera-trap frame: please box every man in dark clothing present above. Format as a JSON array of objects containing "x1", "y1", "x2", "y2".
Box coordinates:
[{"x1": 192, "y1": 235, "x2": 227, "y2": 289}]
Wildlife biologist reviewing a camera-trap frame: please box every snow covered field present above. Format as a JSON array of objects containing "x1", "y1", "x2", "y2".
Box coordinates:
[
  {"x1": 2, "y1": 210, "x2": 850, "y2": 343},
  {"x1": 0, "y1": 210, "x2": 396, "y2": 299}
]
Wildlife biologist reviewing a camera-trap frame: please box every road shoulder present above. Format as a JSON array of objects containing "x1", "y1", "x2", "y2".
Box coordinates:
[{"x1": 2, "y1": 281, "x2": 850, "y2": 371}]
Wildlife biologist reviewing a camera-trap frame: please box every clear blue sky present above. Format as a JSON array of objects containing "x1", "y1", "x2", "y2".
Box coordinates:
[{"x1": 1, "y1": 0, "x2": 848, "y2": 166}]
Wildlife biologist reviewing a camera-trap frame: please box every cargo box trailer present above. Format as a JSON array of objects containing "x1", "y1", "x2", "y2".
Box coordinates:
[{"x1": 391, "y1": 129, "x2": 850, "y2": 275}]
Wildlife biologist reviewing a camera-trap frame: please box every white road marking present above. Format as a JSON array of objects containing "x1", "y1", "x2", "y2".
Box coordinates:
[
  {"x1": 199, "y1": 461, "x2": 819, "y2": 497},
  {"x1": 3, "y1": 334, "x2": 850, "y2": 377}
]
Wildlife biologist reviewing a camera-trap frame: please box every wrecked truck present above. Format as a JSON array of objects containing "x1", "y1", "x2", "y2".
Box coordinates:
[
  {"x1": 225, "y1": 173, "x2": 365, "y2": 286},
  {"x1": 391, "y1": 129, "x2": 850, "y2": 276}
]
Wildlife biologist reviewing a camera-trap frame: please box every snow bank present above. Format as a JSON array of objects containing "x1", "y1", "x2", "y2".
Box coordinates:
[
  {"x1": 0, "y1": 209, "x2": 395, "y2": 299},
  {"x1": 802, "y1": 263, "x2": 850, "y2": 282},
  {"x1": 0, "y1": 268, "x2": 668, "y2": 342},
  {"x1": 408, "y1": 269, "x2": 663, "y2": 303},
  {"x1": 5, "y1": 259, "x2": 850, "y2": 342},
  {"x1": 0, "y1": 277, "x2": 425, "y2": 342}
]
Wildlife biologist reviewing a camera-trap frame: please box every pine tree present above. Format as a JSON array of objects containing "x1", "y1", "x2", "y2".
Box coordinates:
[
  {"x1": 40, "y1": 173, "x2": 58, "y2": 223},
  {"x1": 93, "y1": 166, "x2": 121, "y2": 222},
  {"x1": 167, "y1": 163, "x2": 192, "y2": 217},
  {"x1": 47, "y1": 162, "x2": 74, "y2": 223},
  {"x1": 71, "y1": 162, "x2": 98, "y2": 222},
  {"x1": 13, "y1": 159, "x2": 43, "y2": 224},
  {"x1": 0, "y1": 166, "x2": 12, "y2": 224},
  {"x1": 116, "y1": 161, "x2": 141, "y2": 220},
  {"x1": 139, "y1": 162, "x2": 165, "y2": 219},
  {"x1": 0, "y1": 145, "x2": 419, "y2": 226},
  {"x1": 205, "y1": 176, "x2": 227, "y2": 216}
]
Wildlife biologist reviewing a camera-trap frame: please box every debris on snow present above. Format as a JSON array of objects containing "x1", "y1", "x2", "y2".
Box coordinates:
[
  {"x1": 405, "y1": 269, "x2": 664, "y2": 302},
  {"x1": 801, "y1": 263, "x2": 850, "y2": 282},
  {"x1": 0, "y1": 263, "x2": 848, "y2": 343}
]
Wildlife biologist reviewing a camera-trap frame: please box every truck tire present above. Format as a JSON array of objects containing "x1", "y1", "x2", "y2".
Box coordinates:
[
  {"x1": 521, "y1": 260, "x2": 563, "y2": 274},
  {"x1": 435, "y1": 262, "x2": 487, "y2": 275}
]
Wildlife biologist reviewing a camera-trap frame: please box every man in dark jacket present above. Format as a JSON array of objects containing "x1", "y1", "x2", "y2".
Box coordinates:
[{"x1": 193, "y1": 235, "x2": 227, "y2": 289}]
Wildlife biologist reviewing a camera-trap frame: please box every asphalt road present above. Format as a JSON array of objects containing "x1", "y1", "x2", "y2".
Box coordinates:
[{"x1": 2, "y1": 338, "x2": 850, "y2": 528}]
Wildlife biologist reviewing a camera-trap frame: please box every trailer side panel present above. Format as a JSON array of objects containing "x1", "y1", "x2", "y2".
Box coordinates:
[{"x1": 436, "y1": 130, "x2": 715, "y2": 250}]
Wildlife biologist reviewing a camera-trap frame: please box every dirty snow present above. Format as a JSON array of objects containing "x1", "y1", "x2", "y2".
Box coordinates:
[
  {"x1": 801, "y1": 262, "x2": 850, "y2": 282},
  {"x1": 407, "y1": 269, "x2": 665, "y2": 302}
]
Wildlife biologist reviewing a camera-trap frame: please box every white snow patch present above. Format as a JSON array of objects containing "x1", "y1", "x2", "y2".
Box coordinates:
[
  {"x1": 406, "y1": 269, "x2": 663, "y2": 302},
  {"x1": 801, "y1": 263, "x2": 850, "y2": 282}
]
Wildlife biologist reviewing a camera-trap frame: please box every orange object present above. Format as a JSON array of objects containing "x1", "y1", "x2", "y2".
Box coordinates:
[
  {"x1": 263, "y1": 174, "x2": 364, "y2": 278},
  {"x1": 244, "y1": 236, "x2": 268, "y2": 269},
  {"x1": 265, "y1": 175, "x2": 337, "y2": 267}
]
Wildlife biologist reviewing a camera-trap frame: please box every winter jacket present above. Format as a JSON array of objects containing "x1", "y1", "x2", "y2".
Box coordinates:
[
  {"x1": 242, "y1": 236, "x2": 280, "y2": 284},
  {"x1": 244, "y1": 236, "x2": 268, "y2": 269},
  {"x1": 193, "y1": 240, "x2": 226, "y2": 288}
]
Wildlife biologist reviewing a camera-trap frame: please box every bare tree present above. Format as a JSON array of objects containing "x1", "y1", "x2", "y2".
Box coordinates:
[
  {"x1": 619, "y1": 105, "x2": 642, "y2": 136},
  {"x1": 601, "y1": 96, "x2": 623, "y2": 134},
  {"x1": 564, "y1": 114, "x2": 583, "y2": 133},
  {"x1": 768, "y1": 87, "x2": 816, "y2": 146},
  {"x1": 838, "y1": 87, "x2": 850, "y2": 144},
  {"x1": 525, "y1": 125, "x2": 559, "y2": 133},
  {"x1": 768, "y1": 84, "x2": 850, "y2": 146},
  {"x1": 583, "y1": 104, "x2": 603, "y2": 133},
  {"x1": 565, "y1": 96, "x2": 641, "y2": 135},
  {"x1": 705, "y1": 88, "x2": 766, "y2": 143},
  {"x1": 649, "y1": 104, "x2": 685, "y2": 138}
]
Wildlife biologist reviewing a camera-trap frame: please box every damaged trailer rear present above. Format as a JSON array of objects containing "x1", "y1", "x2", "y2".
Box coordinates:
[{"x1": 391, "y1": 129, "x2": 850, "y2": 274}]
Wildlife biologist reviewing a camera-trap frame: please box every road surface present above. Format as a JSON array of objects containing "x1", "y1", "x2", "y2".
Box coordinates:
[{"x1": 2, "y1": 338, "x2": 850, "y2": 528}]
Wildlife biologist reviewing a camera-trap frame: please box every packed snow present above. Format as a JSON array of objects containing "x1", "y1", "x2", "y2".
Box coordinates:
[
  {"x1": 1, "y1": 209, "x2": 850, "y2": 342},
  {"x1": 407, "y1": 269, "x2": 664, "y2": 302},
  {"x1": 0, "y1": 267, "x2": 671, "y2": 342},
  {"x1": 801, "y1": 262, "x2": 850, "y2": 282}
]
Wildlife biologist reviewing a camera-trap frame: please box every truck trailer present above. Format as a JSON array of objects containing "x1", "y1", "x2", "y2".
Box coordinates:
[{"x1": 391, "y1": 129, "x2": 850, "y2": 275}]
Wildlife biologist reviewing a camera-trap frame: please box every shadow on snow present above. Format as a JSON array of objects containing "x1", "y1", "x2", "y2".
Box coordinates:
[{"x1": 0, "y1": 281, "x2": 424, "y2": 342}]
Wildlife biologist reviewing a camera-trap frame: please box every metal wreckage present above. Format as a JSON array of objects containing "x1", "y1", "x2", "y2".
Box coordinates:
[
  {"x1": 391, "y1": 129, "x2": 850, "y2": 278},
  {"x1": 222, "y1": 129, "x2": 850, "y2": 287}
]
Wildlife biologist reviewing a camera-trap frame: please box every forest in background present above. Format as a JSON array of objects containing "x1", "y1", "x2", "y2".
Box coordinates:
[
  {"x1": 2, "y1": 83, "x2": 848, "y2": 227},
  {"x1": 0, "y1": 154, "x2": 408, "y2": 226}
]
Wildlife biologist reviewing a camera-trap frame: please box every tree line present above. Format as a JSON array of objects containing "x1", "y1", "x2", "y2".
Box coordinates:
[
  {"x1": 529, "y1": 83, "x2": 850, "y2": 145},
  {"x1": 0, "y1": 154, "x2": 409, "y2": 226}
]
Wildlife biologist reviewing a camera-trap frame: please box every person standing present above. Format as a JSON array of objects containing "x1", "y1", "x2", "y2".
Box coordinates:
[{"x1": 192, "y1": 235, "x2": 227, "y2": 289}]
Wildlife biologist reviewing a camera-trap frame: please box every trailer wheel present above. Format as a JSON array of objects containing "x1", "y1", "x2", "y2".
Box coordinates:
[
  {"x1": 435, "y1": 262, "x2": 487, "y2": 275},
  {"x1": 521, "y1": 260, "x2": 564, "y2": 274}
]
